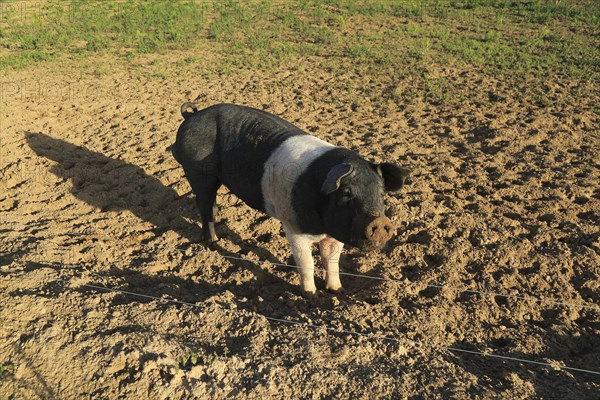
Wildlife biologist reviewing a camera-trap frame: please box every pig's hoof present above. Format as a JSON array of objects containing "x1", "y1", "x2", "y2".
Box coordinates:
[
  {"x1": 301, "y1": 289, "x2": 319, "y2": 300},
  {"x1": 326, "y1": 286, "x2": 345, "y2": 295},
  {"x1": 203, "y1": 237, "x2": 219, "y2": 250},
  {"x1": 203, "y1": 234, "x2": 219, "y2": 243}
]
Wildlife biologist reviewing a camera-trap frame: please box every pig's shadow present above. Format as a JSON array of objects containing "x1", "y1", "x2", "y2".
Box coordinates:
[
  {"x1": 25, "y1": 132, "x2": 285, "y2": 266},
  {"x1": 26, "y1": 132, "x2": 201, "y2": 241}
]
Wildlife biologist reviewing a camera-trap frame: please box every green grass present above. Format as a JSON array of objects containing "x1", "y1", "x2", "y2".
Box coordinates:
[
  {"x1": 178, "y1": 352, "x2": 205, "y2": 370},
  {"x1": 1, "y1": 0, "x2": 597, "y2": 72},
  {"x1": 0, "y1": 362, "x2": 14, "y2": 376},
  {"x1": 178, "y1": 345, "x2": 230, "y2": 370},
  {"x1": 1, "y1": 0, "x2": 207, "y2": 67},
  {"x1": 0, "y1": 0, "x2": 598, "y2": 108}
]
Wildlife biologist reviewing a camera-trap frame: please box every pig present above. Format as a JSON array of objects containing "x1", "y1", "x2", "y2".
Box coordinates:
[{"x1": 172, "y1": 103, "x2": 409, "y2": 296}]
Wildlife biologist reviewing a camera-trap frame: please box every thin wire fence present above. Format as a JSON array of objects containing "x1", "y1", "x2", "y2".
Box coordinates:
[
  {"x1": 61, "y1": 278, "x2": 600, "y2": 377},
  {"x1": 5, "y1": 229, "x2": 597, "y2": 311},
  {"x1": 3, "y1": 229, "x2": 600, "y2": 377}
]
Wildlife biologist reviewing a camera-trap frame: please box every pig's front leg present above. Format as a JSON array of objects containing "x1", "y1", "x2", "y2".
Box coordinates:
[
  {"x1": 319, "y1": 237, "x2": 344, "y2": 293},
  {"x1": 283, "y1": 224, "x2": 317, "y2": 295}
]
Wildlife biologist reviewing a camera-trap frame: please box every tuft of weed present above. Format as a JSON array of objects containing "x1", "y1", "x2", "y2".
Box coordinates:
[
  {"x1": 177, "y1": 344, "x2": 230, "y2": 371},
  {"x1": 0, "y1": 362, "x2": 14, "y2": 376}
]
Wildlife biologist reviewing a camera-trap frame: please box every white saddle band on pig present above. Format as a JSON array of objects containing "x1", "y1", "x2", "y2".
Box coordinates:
[{"x1": 261, "y1": 135, "x2": 334, "y2": 230}]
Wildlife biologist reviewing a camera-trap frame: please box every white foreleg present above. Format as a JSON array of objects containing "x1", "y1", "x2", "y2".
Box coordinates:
[
  {"x1": 283, "y1": 223, "x2": 318, "y2": 295},
  {"x1": 319, "y1": 236, "x2": 344, "y2": 292}
]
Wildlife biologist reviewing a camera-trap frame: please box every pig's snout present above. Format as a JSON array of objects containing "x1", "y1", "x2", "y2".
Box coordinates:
[
  {"x1": 352, "y1": 214, "x2": 395, "y2": 248},
  {"x1": 365, "y1": 215, "x2": 395, "y2": 243}
]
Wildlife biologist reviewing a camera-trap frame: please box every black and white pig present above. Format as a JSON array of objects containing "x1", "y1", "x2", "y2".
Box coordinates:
[{"x1": 172, "y1": 103, "x2": 410, "y2": 295}]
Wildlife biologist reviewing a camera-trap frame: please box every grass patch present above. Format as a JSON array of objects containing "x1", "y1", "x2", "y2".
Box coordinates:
[
  {"x1": 0, "y1": 0, "x2": 597, "y2": 109},
  {"x1": 0, "y1": 50, "x2": 56, "y2": 69},
  {"x1": 1, "y1": 0, "x2": 597, "y2": 74},
  {"x1": 1, "y1": 0, "x2": 207, "y2": 65}
]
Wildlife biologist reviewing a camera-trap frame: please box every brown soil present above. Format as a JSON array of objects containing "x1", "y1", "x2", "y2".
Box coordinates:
[{"x1": 1, "y1": 55, "x2": 599, "y2": 399}]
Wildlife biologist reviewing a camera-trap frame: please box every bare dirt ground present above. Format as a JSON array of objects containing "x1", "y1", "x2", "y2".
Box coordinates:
[{"x1": 1, "y1": 50, "x2": 599, "y2": 399}]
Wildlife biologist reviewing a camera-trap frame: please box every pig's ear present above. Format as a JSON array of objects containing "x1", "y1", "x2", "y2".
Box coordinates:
[
  {"x1": 321, "y1": 163, "x2": 354, "y2": 194},
  {"x1": 377, "y1": 163, "x2": 410, "y2": 192}
]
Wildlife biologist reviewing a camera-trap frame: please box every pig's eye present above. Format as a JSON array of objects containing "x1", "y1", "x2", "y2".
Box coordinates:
[{"x1": 341, "y1": 188, "x2": 353, "y2": 204}]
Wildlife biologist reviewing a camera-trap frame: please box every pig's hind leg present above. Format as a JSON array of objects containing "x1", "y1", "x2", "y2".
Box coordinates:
[
  {"x1": 319, "y1": 237, "x2": 344, "y2": 293},
  {"x1": 185, "y1": 170, "x2": 221, "y2": 242}
]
